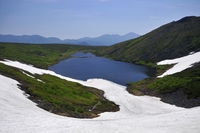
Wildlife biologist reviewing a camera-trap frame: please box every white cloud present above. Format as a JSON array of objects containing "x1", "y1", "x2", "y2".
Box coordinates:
[{"x1": 149, "y1": 16, "x2": 158, "y2": 19}]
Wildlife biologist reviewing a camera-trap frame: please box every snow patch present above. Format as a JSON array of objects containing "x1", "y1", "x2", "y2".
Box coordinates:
[
  {"x1": 21, "y1": 70, "x2": 35, "y2": 78},
  {"x1": 21, "y1": 70, "x2": 44, "y2": 82},
  {"x1": 157, "y1": 51, "x2": 200, "y2": 77}
]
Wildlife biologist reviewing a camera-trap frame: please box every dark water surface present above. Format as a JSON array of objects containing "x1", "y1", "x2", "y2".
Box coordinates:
[{"x1": 49, "y1": 52, "x2": 155, "y2": 86}]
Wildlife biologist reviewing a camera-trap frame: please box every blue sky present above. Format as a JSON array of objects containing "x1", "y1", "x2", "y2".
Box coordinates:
[{"x1": 0, "y1": 0, "x2": 200, "y2": 39}]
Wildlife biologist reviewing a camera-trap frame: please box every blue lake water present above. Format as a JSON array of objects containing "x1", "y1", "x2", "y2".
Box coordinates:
[{"x1": 49, "y1": 52, "x2": 156, "y2": 86}]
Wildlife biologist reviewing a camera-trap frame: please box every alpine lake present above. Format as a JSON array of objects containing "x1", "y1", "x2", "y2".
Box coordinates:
[{"x1": 49, "y1": 52, "x2": 156, "y2": 86}]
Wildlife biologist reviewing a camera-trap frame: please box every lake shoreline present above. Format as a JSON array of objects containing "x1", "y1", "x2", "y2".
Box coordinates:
[{"x1": 49, "y1": 52, "x2": 156, "y2": 86}]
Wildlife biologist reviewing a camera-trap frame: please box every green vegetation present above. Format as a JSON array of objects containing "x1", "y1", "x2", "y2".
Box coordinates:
[
  {"x1": 0, "y1": 62, "x2": 119, "y2": 118},
  {"x1": 127, "y1": 64, "x2": 200, "y2": 99},
  {"x1": 0, "y1": 42, "x2": 105, "y2": 69},
  {"x1": 147, "y1": 76, "x2": 190, "y2": 94}
]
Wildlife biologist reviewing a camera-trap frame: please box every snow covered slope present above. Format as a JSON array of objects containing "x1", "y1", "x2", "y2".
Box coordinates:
[
  {"x1": 157, "y1": 51, "x2": 200, "y2": 77},
  {"x1": 0, "y1": 60, "x2": 200, "y2": 133}
]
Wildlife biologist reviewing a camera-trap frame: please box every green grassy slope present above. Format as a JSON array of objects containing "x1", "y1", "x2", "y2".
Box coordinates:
[
  {"x1": 0, "y1": 43, "x2": 118, "y2": 118},
  {"x1": 96, "y1": 16, "x2": 200, "y2": 63},
  {"x1": 0, "y1": 42, "x2": 105, "y2": 69},
  {"x1": 128, "y1": 64, "x2": 200, "y2": 98},
  {"x1": 127, "y1": 63, "x2": 200, "y2": 107}
]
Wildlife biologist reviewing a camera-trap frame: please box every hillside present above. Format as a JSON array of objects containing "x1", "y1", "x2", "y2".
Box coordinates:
[
  {"x1": 127, "y1": 60, "x2": 200, "y2": 108},
  {"x1": 96, "y1": 16, "x2": 200, "y2": 107},
  {"x1": 96, "y1": 16, "x2": 200, "y2": 63}
]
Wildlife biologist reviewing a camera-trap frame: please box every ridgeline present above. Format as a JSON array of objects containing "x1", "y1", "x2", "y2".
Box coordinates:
[{"x1": 96, "y1": 16, "x2": 200, "y2": 63}]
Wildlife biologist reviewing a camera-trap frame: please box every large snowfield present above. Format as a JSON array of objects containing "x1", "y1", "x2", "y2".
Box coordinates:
[{"x1": 1, "y1": 52, "x2": 200, "y2": 133}]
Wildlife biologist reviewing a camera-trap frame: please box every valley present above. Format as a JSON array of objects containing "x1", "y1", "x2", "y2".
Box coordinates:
[{"x1": 0, "y1": 16, "x2": 200, "y2": 133}]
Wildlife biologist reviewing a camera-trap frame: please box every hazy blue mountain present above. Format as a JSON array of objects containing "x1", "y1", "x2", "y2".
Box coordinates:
[
  {"x1": 0, "y1": 34, "x2": 63, "y2": 44},
  {"x1": 64, "y1": 32, "x2": 140, "y2": 46},
  {"x1": 0, "y1": 32, "x2": 139, "y2": 46}
]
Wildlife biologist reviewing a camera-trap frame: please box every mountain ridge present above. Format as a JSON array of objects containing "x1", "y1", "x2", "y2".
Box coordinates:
[
  {"x1": 64, "y1": 32, "x2": 139, "y2": 45},
  {"x1": 0, "y1": 32, "x2": 139, "y2": 46},
  {"x1": 96, "y1": 16, "x2": 200, "y2": 62}
]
